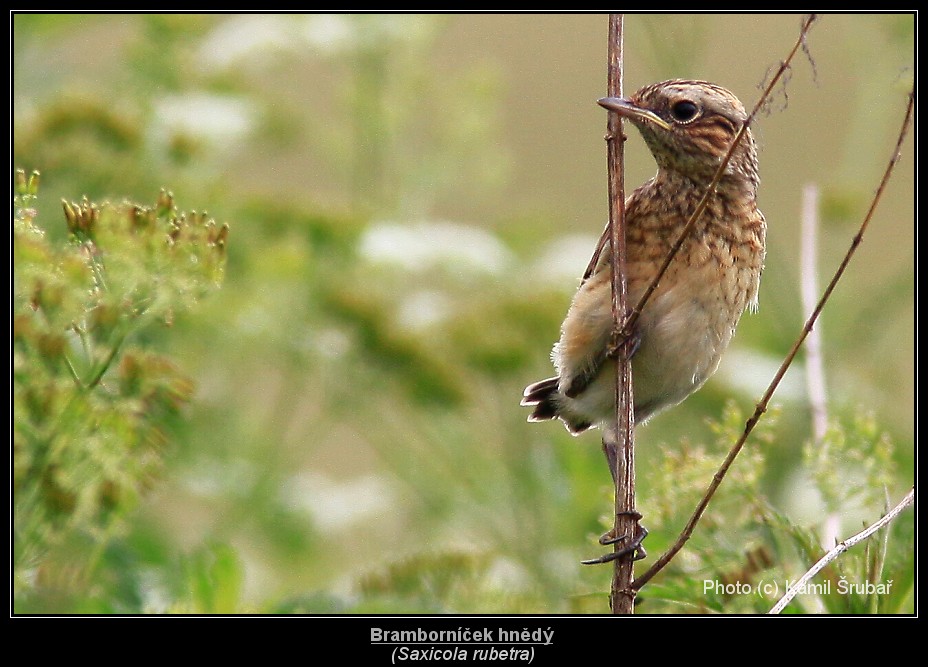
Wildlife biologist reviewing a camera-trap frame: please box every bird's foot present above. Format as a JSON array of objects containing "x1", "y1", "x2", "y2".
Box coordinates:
[
  {"x1": 581, "y1": 511, "x2": 648, "y2": 565},
  {"x1": 606, "y1": 324, "x2": 641, "y2": 362}
]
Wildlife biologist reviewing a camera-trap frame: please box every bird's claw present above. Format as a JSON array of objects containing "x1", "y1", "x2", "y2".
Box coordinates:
[
  {"x1": 581, "y1": 513, "x2": 648, "y2": 565},
  {"x1": 606, "y1": 325, "x2": 641, "y2": 362}
]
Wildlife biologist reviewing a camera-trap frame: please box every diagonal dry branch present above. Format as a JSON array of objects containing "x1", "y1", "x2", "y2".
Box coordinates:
[{"x1": 633, "y1": 86, "x2": 915, "y2": 592}]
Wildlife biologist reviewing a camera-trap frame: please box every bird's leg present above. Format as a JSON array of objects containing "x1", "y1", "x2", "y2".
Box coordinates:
[{"x1": 602, "y1": 439, "x2": 618, "y2": 484}]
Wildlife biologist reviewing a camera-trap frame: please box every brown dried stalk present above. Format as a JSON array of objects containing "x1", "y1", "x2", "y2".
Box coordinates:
[{"x1": 602, "y1": 13, "x2": 637, "y2": 615}]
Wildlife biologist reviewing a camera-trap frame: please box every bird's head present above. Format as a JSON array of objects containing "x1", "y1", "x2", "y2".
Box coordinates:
[{"x1": 599, "y1": 79, "x2": 758, "y2": 187}]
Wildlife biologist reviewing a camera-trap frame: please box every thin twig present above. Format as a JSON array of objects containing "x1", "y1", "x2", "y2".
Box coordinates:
[
  {"x1": 768, "y1": 487, "x2": 914, "y2": 614},
  {"x1": 633, "y1": 86, "x2": 915, "y2": 591},
  {"x1": 63, "y1": 354, "x2": 85, "y2": 390},
  {"x1": 603, "y1": 13, "x2": 637, "y2": 615},
  {"x1": 85, "y1": 329, "x2": 128, "y2": 390}
]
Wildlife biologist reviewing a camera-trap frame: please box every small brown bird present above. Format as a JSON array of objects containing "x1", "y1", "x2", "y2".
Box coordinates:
[{"x1": 522, "y1": 79, "x2": 766, "y2": 434}]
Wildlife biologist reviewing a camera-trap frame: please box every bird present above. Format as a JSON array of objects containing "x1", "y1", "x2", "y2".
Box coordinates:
[{"x1": 522, "y1": 79, "x2": 766, "y2": 435}]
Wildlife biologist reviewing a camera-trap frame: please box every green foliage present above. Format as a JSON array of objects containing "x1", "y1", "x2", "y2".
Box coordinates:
[
  {"x1": 13, "y1": 96, "x2": 147, "y2": 208},
  {"x1": 12, "y1": 171, "x2": 226, "y2": 607},
  {"x1": 179, "y1": 543, "x2": 246, "y2": 614},
  {"x1": 805, "y1": 412, "x2": 895, "y2": 514},
  {"x1": 635, "y1": 406, "x2": 912, "y2": 614},
  {"x1": 291, "y1": 14, "x2": 509, "y2": 215}
]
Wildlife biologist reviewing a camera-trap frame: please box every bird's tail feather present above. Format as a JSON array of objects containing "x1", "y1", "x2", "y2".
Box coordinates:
[{"x1": 521, "y1": 377, "x2": 593, "y2": 434}]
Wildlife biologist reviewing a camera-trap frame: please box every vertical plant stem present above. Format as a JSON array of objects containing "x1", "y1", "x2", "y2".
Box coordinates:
[
  {"x1": 800, "y1": 183, "x2": 839, "y2": 546},
  {"x1": 604, "y1": 13, "x2": 637, "y2": 615},
  {"x1": 800, "y1": 184, "x2": 828, "y2": 443}
]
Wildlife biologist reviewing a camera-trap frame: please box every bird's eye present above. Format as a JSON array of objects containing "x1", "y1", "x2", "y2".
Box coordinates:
[{"x1": 670, "y1": 100, "x2": 699, "y2": 123}]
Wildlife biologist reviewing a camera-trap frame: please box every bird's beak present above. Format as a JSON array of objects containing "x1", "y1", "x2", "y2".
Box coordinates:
[{"x1": 598, "y1": 97, "x2": 672, "y2": 131}]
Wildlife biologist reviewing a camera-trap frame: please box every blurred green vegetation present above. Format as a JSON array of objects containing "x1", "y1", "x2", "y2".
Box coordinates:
[{"x1": 12, "y1": 14, "x2": 914, "y2": 614}]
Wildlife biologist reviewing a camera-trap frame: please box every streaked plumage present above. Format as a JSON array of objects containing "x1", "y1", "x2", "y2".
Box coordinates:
[{"x1": 522, "y1": 80, "x2": 765, "y2": 434}]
